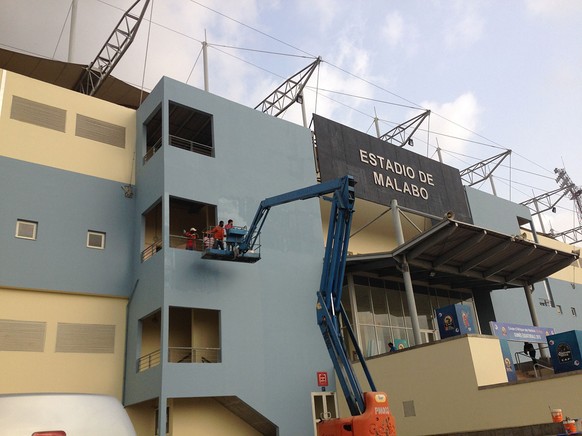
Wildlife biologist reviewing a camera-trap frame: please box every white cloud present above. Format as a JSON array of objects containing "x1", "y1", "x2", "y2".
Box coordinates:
[
  {"x1": 419, "y1": 92, "x2": 481, "y2": 158},
  {"x1": 443, "y1": 3, "x2": 485, "y2": 49},
  {"x1": 525, "y1": 0, "x2": 582, "y2": 17},
  {"x1": 382, "y1": 12, "x2": 405, "y2": 47}
]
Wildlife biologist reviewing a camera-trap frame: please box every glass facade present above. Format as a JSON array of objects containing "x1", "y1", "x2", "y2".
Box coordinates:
[{"x1": 345, "y1": 274, "x2": 477, "y2": 357}]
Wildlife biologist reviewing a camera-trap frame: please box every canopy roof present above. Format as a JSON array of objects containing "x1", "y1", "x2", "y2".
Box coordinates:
[
  {"x1": 347, "y1": 218, "x2": 579, "y2": 292},
  {"x1": 0, "y1": 48, "x2": 146, "y2": 109}
]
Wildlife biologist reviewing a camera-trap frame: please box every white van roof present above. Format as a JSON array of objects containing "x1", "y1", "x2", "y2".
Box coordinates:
[{"x1": 0, "y1": 393, "x2": 136, "y2": 436}]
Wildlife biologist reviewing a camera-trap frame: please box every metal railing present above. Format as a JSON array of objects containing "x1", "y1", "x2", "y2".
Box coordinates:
[
  {"x1": 137, "y1": 347, "x2": 221, "y2": 372},
  {"x1": 169, "y1": 346, "x2": 221, "y2": 363},
  {"x1": 144, "y1": 137, "x2": 162, "y2": 163},
  {"x1": 169, "y1": 135, "x2": 212, "y2": 157},
  {"x1": 169, "y1": 234, "x2": 204, "y2": 251},
  {"x1": 533, "y1": 361, "x2": 553, "y2": 378},
  {"x1": 137, "y1": 349, "x2": 161, "y2": 372},
  {"x1": 143, "y1": 135, "x2": 213, "y2": 164},
  {"x1": 141, "y1": 240, "x2": 163, "y2": 262},
  {"x1": 514, "y1": 346, "x2": 554, "y2": 378}
]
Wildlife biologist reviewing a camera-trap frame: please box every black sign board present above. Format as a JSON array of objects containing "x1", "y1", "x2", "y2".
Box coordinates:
[{"x1": 314, "y1": 114, "x2": 472, "y2": 223}]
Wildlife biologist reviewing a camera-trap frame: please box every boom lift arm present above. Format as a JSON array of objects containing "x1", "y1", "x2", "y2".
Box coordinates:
[{"x1": 229, "y1": 176, "x2": 396, "y2": 435}]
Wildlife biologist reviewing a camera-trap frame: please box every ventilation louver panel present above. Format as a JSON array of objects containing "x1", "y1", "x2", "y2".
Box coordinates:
[
  {"x1": 76, "y1": 114, "x2": 126, "y2": 148},
  {"x1": 0, "y1": 319, "x2": 46, "y2": 352},
  {"x1": 10, "y1": 96, "x2": 66, "y2": 132},
  {"x1": 56, "y1": 323, "x2": 115, "y2": 353}
]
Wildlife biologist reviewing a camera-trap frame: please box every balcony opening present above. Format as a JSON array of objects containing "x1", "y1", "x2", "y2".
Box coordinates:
[
  {"x1": 143, "y1": 102, "x2": 214, "y2": 164},
  {"x1": 168, "y1": 101, "x2": 213, "y2": 157},
  {"x1": 169, "y1": 307, "x2": 221, "y2": 364},
  {"x1": 144, "y1": 104, "x2": 162, "y2": 163},
  {"x1": 142, "y1": 200, "x2": 162, "y2": 262},
  {"x1": 137, "y1": 310, "x2": 162, "y2": 372},
  {"x1": 169, "y1": 197, "x2": 217, "y2": 252}
]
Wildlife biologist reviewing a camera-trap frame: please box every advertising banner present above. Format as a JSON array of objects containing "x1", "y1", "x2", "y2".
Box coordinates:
[
  {"x1": 547, "y1": 330, "x2": 582, "y2": 374},
  {"x1": 435, "y1": 303, "x2": 476, "y2": 339},
  {"x1": 499, "y1": 339, "x2": 517, "y2": 382},
  {"x1": 489, "y1": 322, "x2": 554, "y2": 343},
  {"x1": 313, "y1": 114, "x2": 472, "y2": 222}
]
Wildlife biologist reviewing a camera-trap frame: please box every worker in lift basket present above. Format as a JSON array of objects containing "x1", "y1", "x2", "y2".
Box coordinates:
[
  {"x1": 210, "y1": 221, "x2": 225, "y2": 250},
  {"x1": 183, "y1": 228, "x2": 197, "y2": 250}
]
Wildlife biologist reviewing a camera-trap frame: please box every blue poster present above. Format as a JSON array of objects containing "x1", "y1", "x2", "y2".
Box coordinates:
[
  {"x1": 436, "y1": 303, "x2": 476, "y2": 339},
  {"x1": 394, "y1": 339, "x2": 408, "y2": 350},
  {"x1": 499, "y1": 339, "x2": 517, "y2": 382},
  {"x1": 489, "y1": 322, "x2": 554, "y2": 343},
  {"x1": 547, "y1": 330, "x2": 582, "y2": 374}
]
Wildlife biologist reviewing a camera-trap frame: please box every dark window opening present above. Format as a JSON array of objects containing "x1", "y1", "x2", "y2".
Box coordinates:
[
  {"x1": 144, "y1": 104, "x2": 162, "y2": 163},
  {"x1": 142, "y1": 200, "x2": 162, "y2": 262},
  {"x1": 143, "y1": 102, "x2": 214, "y2": 164},
  {"x1": 168, "y1": 101, "x2": 213, "y2": 157}
]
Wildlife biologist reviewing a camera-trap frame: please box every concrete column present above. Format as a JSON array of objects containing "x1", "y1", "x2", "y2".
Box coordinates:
[
  {"x1": 391, "y1": 199, "x2": 422, "y2": 345},
  {"x1": 523, "y1": 284, "x2": 550, "y2": 359}
]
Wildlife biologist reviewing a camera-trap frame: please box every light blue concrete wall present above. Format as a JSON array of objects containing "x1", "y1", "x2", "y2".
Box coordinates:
[
  {"x1": 0, "y1": 157, "x2": 134, "y2": 296},
  {"x1": 467, "y1": 186, "x2": 582, "y2": 356},
  {"x1": 125, "y1": 78, "x2": 335, "y2": 435},
  {"x1": 465, "y1": 186, "x2": 531, "y2": 235}
]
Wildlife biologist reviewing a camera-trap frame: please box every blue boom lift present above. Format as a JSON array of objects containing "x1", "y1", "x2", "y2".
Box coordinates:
[{"x1": 202, "y1": 176, "x2": 396, "y2": 435}]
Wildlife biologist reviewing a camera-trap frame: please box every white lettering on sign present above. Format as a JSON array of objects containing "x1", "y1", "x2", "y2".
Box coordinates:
[
  {"x1": 360, "y1": 149, "x2": 434, "y2": 200},
  {"x1": 375, "y1": 407, "x2": 391, "y2": 415},
  {"x1": 373, "y1": 172, "x2": 429, "y2": 199}
]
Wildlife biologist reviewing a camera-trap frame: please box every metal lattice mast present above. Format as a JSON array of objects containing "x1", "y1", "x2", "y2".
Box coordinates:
[
  {"x1": 555, "y1": 168, "x2": 582, "y2": 227},
  {"x1": 75, "y1": 0, "x2": 151, "y2": 96},
  {"x1": 255, "y1": 57, "x2": 321, "y2": 119},
  {"x1": 379, "y1": 109, "x2": 430, "y2": 147},
  {"x1": 459, "y1": 150, "x2": 511, "y2": 196}
]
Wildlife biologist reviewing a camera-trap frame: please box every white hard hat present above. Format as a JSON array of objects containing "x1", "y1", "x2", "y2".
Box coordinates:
[{"x1": 190, "y1": 227, "x2": 196, "y2": 232}]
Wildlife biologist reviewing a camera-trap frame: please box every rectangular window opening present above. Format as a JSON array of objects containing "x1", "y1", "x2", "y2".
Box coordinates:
[
  {"x1": 16, "y1": 219, "x2": 38, "y2": 240},
  {"x1": 87, "y1": 231, "x2": 106, "y2": 249}
]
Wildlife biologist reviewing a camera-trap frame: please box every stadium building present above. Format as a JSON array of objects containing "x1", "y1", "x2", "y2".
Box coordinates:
[{"x1": 1, "y1": 49, "x2": 582, "y2": 435}]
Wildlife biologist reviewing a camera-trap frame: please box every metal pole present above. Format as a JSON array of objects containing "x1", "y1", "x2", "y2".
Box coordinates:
[
  {"x1": 202, "y1": 35, "x2": 209, "y2": 91},
  {"x1": 347, "y1": 273, "x2": 362, "y2": 357},
  {"x1": 68, "y1": 0, "x2": 78, "y2": 62},
  {"x1": 523, "y1": 284, "x2": 550, "y2": 359},
  {"x1": 374, "y1": 116, "x2": 380, "y2": 138},
  {"x1": 533, "y1": 199, "x2": 546, "y2": 234},
  {"x1": 528, "y1": 219, "x2": 555, "y2": 305},
  {"x1": 300, "y1": 93, "x2": 308, "y2": 128},
  {"x1": 391, "y1": 199, "x2": 422, "y2": 345},
  {"x1": 489, "y1": 175, "x2": 498, "y2": 197}
]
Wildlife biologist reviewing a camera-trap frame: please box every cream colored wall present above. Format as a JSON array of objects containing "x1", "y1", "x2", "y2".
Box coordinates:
[
  {"x1": 468, "y1": 335, "x2": 508, "y2": 386},
  {"x1": 172, "y1": 398, "x2": 262, "y2": 436},
  {"x1": 126, "y1": 399, "x2": 157, "y2": 436},
  {"x1": 320, "y1": 198, "x2": 431, "y2": 255},
  {"x1": 338, "y1": 335, "x2": 582, "y2": 435},
  {"x1": 0, "y1": 287, "x2": 128, "y2": 400},
  {"x1": 522, "y1": 230, "x2": 582, "y2": 285},
  {"x1": 0, "y1": 69, "x2": 136, "y2": 184}
]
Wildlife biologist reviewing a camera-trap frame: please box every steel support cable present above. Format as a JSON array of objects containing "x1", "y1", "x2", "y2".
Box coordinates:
[
  {"x1": 186, "y1": 45, "x2": 204, "y2": 84},
  {"x1": 188, "y1": 0, "x2": 315, "y2": 58},
  {"x1": 52, "y1": 0, "x2": 74, "y2": 59},
  {"x1": 206, "y1": 43, "x2": 313, "y2": 59},
  {"x1": 349, "y1": 208, "x2": 391, "y2": 239}
]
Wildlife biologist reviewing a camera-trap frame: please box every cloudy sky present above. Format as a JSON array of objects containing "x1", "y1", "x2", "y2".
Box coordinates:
[{"x1": 2, "y1": 0, "x2": 582, "y2": 235}]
